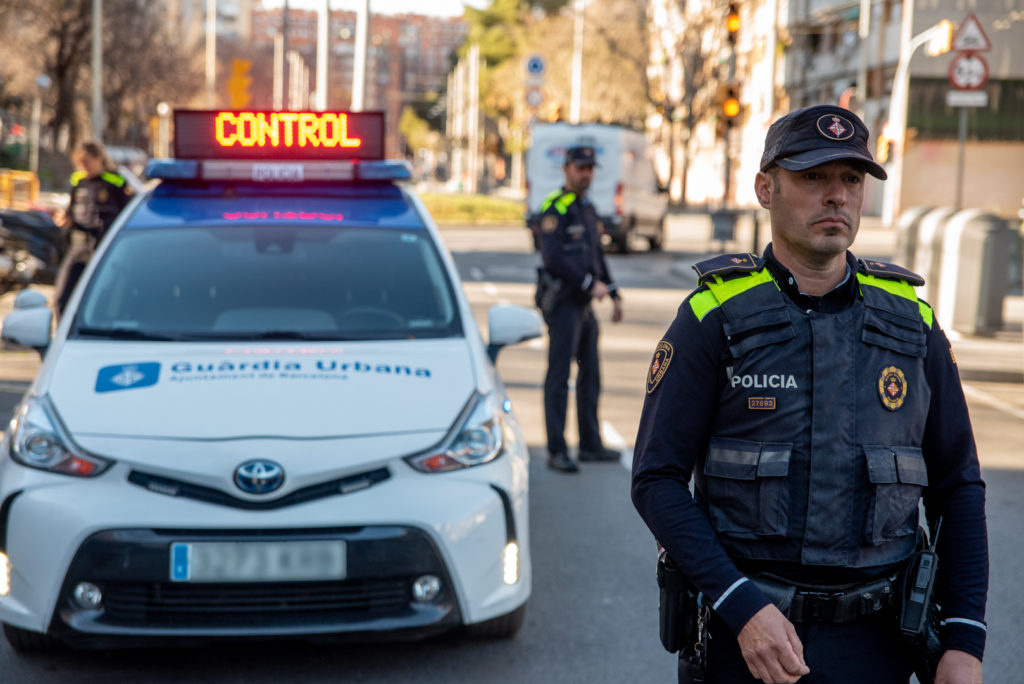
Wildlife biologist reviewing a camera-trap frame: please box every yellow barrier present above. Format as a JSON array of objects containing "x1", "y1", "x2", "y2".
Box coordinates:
[{"x1": 0, "y1": 169, "x2": 40, "y2": 209}]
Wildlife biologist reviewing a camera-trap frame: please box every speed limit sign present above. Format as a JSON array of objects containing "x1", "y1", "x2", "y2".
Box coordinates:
[{"x1": 949, "y1": 53, "x2": 988, "y2": 90}]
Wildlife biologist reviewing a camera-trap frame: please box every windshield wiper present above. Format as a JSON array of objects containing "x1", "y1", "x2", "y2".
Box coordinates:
[{"x1": 75, "y1": 326, "x2": 183, "y2": 341}]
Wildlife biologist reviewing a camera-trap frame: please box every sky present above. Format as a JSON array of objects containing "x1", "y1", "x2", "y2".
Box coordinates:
[{"x1": 261, "y1": 0, "x2": 488, "y2": 18}]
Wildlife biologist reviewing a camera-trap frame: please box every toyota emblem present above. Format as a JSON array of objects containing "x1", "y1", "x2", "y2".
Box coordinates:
[{"x1": 234, "y1": 459, "x2": 285, "y2": 494}]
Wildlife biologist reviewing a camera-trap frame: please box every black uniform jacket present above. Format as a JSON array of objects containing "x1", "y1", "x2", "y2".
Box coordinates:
[
  {"x1": 538, "y1": 188, "x2": 619, "y2": 302},
  {"x1": 631, "y1": 245, "x2": 988, "y2": 659}
]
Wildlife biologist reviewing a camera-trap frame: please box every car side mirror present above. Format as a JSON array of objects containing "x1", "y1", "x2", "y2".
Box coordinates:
[
  {"x1": 2, "y1": 289, "x2": 53, "y2": 356},
  {"x1": 486, "y1": 305, "x2": 542, "y2": 362}
]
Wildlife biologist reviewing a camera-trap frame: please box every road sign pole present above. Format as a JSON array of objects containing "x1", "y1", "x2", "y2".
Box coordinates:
[{"x1": 955, "y1": 107, "x2": 967, "y2": 211}]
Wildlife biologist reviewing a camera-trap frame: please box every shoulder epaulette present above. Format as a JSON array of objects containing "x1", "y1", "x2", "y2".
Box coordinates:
[
  {"x1": 693, "y1": 253, "x2": 764, "y2": 284},
  {"x1": 70, "y1": 170, "x2": 87, "y2": 187},
  {"x1": 857, "y1": 258, "x2": 924, "y2": 287}
]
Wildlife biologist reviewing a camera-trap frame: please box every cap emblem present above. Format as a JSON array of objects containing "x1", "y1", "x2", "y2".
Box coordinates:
[{"x1": 817, "y1": 114, "x2": 854, "y2": 141}]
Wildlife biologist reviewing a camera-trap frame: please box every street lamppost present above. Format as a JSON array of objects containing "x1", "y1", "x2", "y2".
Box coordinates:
[
  {"x1": 29, "y1": 74, "x2": 52, "y2": 176},
  {"x1": 156, "y1": 102, "x2": 171, "y2": 159},
  {"x1": 882, "y1": 19, "x2": 953, "y2": 224}
]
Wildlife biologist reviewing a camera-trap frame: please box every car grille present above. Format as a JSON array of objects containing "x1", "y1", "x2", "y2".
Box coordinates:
[{"x1": 101, "y1": 578, "x2": 411, "y2": 625}]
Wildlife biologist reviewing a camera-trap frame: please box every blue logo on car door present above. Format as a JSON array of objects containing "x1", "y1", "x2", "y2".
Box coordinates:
[{"x1": 95, "y1": 362, "x2": 161, "y2": 393}]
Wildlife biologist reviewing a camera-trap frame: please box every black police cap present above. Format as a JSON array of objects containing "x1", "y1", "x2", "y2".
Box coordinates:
[
  {"x1": 565, "y1": 145, "x2": 597, "y2": 167},
  {"x1": 760, "y1": 104, "x2": 887, "y2": 180}
]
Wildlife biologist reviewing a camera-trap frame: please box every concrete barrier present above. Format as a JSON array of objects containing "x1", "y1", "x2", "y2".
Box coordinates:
[
  {"x1": 934, "y1": 210, "x2": 1014, "y2": 336},
  {"x1": 911, "y1": 207, "x2": 957, "y2": 306},
  {"x1": 893, "y1": 206, "x2": 934, "y2": 269}
]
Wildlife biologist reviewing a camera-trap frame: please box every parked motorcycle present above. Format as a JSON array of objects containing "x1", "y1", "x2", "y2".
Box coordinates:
[{"x1": 0, "y1": 209, "x2": 68, "y2": 296}]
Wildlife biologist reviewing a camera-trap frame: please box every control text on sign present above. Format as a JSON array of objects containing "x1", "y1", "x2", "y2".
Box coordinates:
[{"x1": 215, "y1": 112, "x2": 362, "y2": 150}]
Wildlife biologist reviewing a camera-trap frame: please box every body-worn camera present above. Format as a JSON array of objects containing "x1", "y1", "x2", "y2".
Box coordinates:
[{"x1": 899, "y1": 525, "x2": 944, "y2": 684}]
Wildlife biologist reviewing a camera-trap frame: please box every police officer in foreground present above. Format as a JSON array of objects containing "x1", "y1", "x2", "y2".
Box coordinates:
[
  {"x1": 631, "y1": 105, "x2": 987, "y2": 683},
  {"x1": 53, "y1": 140, "x2": 132, "y2": 316},
  {"x1": 537, "y1": 145, "x2": 624, "y2": 473}
]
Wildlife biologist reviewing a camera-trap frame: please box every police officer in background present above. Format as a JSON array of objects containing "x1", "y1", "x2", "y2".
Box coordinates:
[
  {"x1": 537, "y1": 145, "x2": 624, "y2": 473},
  {"x1": 53, "y1": 140, "x2": 132, "y2": 316},
  {"x1": 632, "y1": 105, "x2": 987, "y2": 682}
]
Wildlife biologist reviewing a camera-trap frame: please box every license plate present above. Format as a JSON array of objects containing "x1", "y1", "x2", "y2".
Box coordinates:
[{"x1": 170, "y1": 540, "x2": 346, "y2": 582}]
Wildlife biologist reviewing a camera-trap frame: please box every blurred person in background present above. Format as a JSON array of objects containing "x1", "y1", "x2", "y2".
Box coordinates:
[{"x1": 53, "y1": 140, "x2": 131, "y2": 317}]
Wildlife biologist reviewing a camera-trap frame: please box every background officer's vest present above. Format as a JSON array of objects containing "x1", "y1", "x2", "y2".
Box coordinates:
[{"x1": 691, "y1": 259, "x2": 932, "y2": 568}]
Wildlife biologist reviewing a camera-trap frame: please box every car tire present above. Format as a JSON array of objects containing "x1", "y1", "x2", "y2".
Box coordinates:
[
  {"x1": 464, "y1": 603, "x2": 526, "y2": 639},
  {"x1": 3, "y1": 623, "x2": 57, "y2": 652},
  {"x1": 648, "y1": 217, "x2": 666, "y2": 251}
]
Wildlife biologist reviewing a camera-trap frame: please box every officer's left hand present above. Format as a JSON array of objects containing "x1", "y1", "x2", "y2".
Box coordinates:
[
  {"x1": 935, "y1": 649, "x2": 982, "y2": 683},
  {"x1": 611, "y1": 299, "x2": 624, "y2": 323}
]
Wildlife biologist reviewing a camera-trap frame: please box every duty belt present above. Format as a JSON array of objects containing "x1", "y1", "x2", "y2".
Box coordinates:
[{"x1": 752, "y1": 574, "x2": 897, "y2": 624}]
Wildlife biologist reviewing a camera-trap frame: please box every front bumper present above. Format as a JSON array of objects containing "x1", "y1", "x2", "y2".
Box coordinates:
[
  {"x1": 50, "y1": 526, "x2": 459, "y2": 647},
  {"x1": 0, "y1": 455, "x2": 531, "y2": 644}
]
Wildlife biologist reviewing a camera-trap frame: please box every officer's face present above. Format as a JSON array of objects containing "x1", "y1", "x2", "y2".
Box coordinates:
[
  {"x1": 755, "y1": 160, "x2": 866, "y2": 263},
  {"x1": 76, "y1": 152, "x2": 105, "y2": 178},
  {"x1": 564, "y1": 163, "x2": 594, "y2": 194}
]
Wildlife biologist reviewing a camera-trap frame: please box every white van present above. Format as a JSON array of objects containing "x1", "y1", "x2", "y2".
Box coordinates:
[{"x1": 525, "y1": 122, "x2": 669, "y2": 253}]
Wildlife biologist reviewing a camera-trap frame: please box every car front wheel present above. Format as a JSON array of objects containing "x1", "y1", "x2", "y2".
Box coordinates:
[
  {"x1": 3, "y1": 623, "x2": 58, "y2": 652},
  {"x1": 464, "y1": 603, "x2": 526, "y2": 639}
]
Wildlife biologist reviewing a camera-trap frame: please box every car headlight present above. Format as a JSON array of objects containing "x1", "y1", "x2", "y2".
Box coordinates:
[
  {"x1": 404, "y1": 393, "x2": 505, "y2": 473},
  {"x1": 7, "y1": 396, "x2": 112, "y2": 477}
]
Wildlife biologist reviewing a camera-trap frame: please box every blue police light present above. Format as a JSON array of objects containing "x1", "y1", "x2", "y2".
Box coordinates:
[
  {"x1": 356, "y1": 160, "x2": 412, "y2": 181},
  {"x1": 145, "y1": 159, "x2": 199, "y2": 180}
]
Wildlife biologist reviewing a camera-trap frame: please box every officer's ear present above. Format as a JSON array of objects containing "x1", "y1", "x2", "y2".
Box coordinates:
[{"x1": 754, "y1": 170, "x2": 773, "y2": 209}]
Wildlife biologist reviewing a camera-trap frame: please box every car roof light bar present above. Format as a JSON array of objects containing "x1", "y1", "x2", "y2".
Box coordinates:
[{"x1": 145, "y1": 159, "x2": 411, "y2": 183}]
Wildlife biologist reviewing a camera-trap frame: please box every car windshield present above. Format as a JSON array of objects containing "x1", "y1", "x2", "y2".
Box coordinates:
[{"x1": 72, "y1": 224, "x2": 462, "y2": 341}]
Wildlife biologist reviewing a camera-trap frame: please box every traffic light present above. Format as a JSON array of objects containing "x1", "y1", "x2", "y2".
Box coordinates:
[
  {"x1": 227, "y1": 58, "x2": 253, "y2": 109},
  {"x1": 726, "y1": 4, "x2": 740, "y2": 44},
  {"x1": 715, "y1": 84, "x2": 742, "y2": 139},
  {"x1": 926, "y1": 19, "x2": 954, "y2": 56}
]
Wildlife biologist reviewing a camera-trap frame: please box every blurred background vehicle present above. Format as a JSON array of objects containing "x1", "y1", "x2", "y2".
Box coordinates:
[{"x1": 525, "y1": 123, "x2": 668, "y2": 254}]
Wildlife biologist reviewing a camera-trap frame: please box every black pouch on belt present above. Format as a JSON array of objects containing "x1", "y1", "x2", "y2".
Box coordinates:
[{"x1": 656, "y1": 551, "x2": 699, "y2": 653}]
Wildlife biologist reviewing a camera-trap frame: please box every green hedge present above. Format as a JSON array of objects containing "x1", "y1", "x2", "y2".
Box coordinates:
[{"x1": 418, "y1": 193, "x2": 524, "y2": 225}]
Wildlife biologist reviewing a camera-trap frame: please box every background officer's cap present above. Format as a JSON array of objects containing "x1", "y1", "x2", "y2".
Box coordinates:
[
  {"x1": 564, "y1": 145, "x2": 597, "y2": 167},
  {"x1": 760, "y1": 104, "x2": 887, "y2": 180}
]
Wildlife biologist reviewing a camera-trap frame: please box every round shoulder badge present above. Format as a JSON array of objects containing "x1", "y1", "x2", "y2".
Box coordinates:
[
  {"x1": 878, "y1": 365, "x2": 907, "y2": 411},
  {"x1": 647, "y1": 340, "x2": 674, "y2": 394},
  {"x1": 541, "y1": 215, "x2": 558, "y2": 233}
]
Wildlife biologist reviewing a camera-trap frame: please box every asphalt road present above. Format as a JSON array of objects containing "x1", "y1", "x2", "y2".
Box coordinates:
[{"x1": 0, "y1": 217, "x2": 1021, "y2": 681}]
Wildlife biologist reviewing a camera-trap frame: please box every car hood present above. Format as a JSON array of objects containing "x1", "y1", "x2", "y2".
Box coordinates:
[{"x1": 47, "y1": 339, "x2": 476, "y2": 440}]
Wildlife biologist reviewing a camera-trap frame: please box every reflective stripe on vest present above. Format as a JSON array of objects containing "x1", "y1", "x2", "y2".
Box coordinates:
[
  {"x1": 856, "y1": 272, "x2": 933, "y2": 328},
  {"x1": 541, "y1": 190, "x2": 576, "y2": 215},
  {"x1": 690, "y1": 269, "x2": 778, "y2": 321},
  {"x1": 692, "y1": 269, "x2": 932, "y2": 327}
]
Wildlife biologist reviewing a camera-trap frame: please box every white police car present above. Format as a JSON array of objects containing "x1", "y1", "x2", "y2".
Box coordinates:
[{"x1": 0, "y1": 110, "x2": 541, "y2": 650}]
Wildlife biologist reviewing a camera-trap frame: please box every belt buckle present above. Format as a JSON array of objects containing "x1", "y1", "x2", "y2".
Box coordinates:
[{"x1": 801, "y1": 591, "x2": 838, "y2": 622}]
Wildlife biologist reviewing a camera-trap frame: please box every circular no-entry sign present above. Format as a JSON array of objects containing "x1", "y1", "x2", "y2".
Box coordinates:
[{"x1": 949, "y1": 53, "x2": 988, "y2": 90}]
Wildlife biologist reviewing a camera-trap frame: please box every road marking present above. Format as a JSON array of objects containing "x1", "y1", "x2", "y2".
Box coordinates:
[
  {"x1": 601, "y1": 420, "x2": 630, "y2": 470},
  {"x1": 963, "y1": 384, "x2": 1024, "y2": 421}
]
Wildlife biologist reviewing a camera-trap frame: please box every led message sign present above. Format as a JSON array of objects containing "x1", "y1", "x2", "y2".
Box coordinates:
[{"x1": 173, "y1": 110, "x2": 385, "y2": 160}]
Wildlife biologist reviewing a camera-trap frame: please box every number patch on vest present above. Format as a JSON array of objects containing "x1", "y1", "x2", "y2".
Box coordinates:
[
  {"x1": 878, "y1": 365, "x2": 908, "y2": 411},
  {"x1": 647, "y1": 340, "x2": 673, "y2": 394}
]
